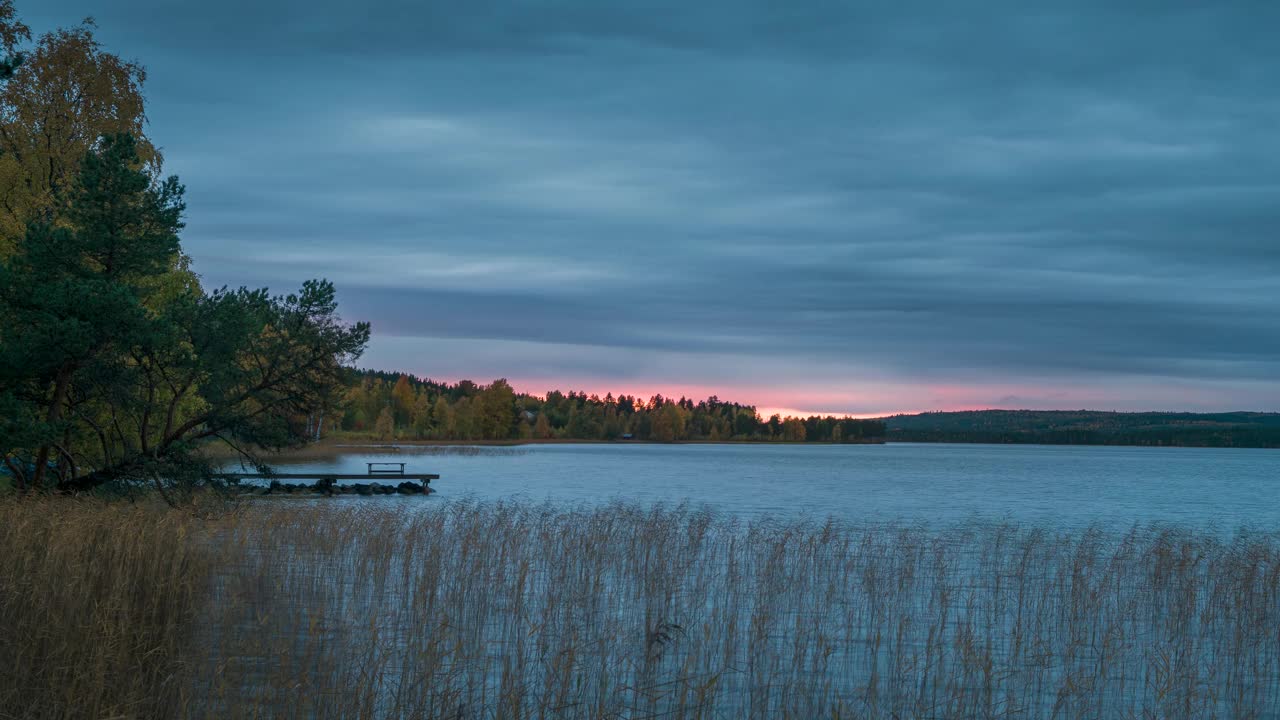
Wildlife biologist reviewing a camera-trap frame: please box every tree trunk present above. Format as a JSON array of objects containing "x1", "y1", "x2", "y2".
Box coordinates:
[
  {"x1": 2, "y1": 457, "x2": 27, "y2": 493},
  {"x1": 31, "y1": 364, "x2": 74, "y2": 490}
]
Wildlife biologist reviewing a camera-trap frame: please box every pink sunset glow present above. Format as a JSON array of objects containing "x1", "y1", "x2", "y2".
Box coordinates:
[{"x1": 401, "y1": 373, "x2": 1273, "y2": 419}]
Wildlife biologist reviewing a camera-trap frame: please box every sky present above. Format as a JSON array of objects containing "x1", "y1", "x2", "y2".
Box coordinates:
[{"x1": 25, "y1": 1, "x2": 1280, "y2": 417}]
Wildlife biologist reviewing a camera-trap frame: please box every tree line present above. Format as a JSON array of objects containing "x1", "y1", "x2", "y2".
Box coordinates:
[
  {"x1": 884, "y1": 410, "x2": 1280, "y2": 448},
  {"x1": 0, "y1": 0, "x2": 882, "y2": 503},
  {"x1": 337, "y1": 370, "x2": 886, "y2": 443}
]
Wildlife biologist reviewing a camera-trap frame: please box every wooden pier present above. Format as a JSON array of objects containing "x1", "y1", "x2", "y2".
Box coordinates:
[{"x1": 218, "y1": 462, "x2": 439, "y2": 496}]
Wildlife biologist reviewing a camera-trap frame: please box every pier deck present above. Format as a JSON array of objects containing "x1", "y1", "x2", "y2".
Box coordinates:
[
  {"x1": 218, "y1": 473, "x2": 439, "y2": 482},
  {"x1": 218, "y1": 463, "x2": 438, "y2": 495}
]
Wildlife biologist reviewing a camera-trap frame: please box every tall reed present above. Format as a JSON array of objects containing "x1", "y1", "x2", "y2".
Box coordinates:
[
  {"x1": 0, "y1": 500, "x2": 214, "y2": 719},
  {"x1": 2, "y1": 499, "x2": 1278, "y2": 718}
]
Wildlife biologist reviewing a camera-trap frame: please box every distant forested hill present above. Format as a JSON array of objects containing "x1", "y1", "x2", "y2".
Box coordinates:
[{"x1": 882, "y1": 410, "x2": 1280, "y2": 448}]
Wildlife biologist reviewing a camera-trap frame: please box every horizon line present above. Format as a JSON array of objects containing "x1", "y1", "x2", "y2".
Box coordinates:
[{"x1": 352, "y1": 367, "x2": 1277, "y2": 419}]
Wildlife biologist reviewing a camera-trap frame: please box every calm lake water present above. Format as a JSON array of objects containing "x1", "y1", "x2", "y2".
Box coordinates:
[{"x1": 261, "y1": 442, "x2": 1280, "y2": 528}]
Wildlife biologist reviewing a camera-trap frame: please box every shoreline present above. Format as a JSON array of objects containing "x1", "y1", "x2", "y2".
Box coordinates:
[
  {"x1": 314, "y1": 436, "x2": 1272, "y2": 450},
  {"x1": 329, "y1": 437, "x2": 888, "y2": 447}
]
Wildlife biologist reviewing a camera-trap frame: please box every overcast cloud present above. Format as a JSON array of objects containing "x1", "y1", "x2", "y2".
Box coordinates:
[{"x1": 25, "y1": 1, "x2": 1280, "y2": 414}]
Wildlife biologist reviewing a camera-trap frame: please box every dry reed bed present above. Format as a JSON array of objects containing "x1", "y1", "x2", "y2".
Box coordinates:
[{"x1": 2, "y1": 499, "x2": 1279, "y2": 719}]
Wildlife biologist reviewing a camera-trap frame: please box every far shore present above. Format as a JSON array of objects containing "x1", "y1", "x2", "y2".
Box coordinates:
[
  {"x1": 330, "y1": 437, "x2": 887, "y2": 447},
  {"x1": 201, "y1": 436, "x2": 886, "y2": 460}
]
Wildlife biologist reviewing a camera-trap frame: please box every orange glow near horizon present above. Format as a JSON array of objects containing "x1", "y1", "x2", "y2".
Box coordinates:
[
  {"x1": 404, "y1": 371, "x2": 1249, "y2": 418},
  {"x1": 365, "y1": 337, "x2": 1273, "y2": 417},
  {"x1": 415, "y1": 375, "x2": 1053, "y2": 419},
  {"x1": 754, "y1": 407, "x2": 884, "y2": 420}
]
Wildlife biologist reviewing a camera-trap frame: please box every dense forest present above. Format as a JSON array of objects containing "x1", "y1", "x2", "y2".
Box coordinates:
[
  {"x1": 884, "y1": 410, "x2": 1280, "y2": 448},
  {"x1": 336, "y1": 370, "x2": 886, "y2": 443}
]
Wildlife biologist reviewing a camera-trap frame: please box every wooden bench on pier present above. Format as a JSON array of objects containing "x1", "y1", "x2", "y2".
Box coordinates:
[{"x1": 366, "y1": 462, "x2": 406, "y2": 475}]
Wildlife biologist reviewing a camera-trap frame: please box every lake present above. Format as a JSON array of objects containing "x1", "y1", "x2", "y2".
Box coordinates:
[{"x1": 261, "y1": 442, "x2": 1280, "y2": 528}]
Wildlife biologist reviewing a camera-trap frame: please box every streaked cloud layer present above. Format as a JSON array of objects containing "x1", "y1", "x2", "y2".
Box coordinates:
[{"x1": 27, "y1": 1, "x2": 1280, "y2": 414}]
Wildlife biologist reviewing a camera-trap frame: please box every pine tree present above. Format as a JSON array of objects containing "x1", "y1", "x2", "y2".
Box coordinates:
[
  {"x1": 0, "y1": 134, "x2": 181, "y2": 489},
  {"x1": 0, "y1": 136, "x2": 370, "y2": 494}
]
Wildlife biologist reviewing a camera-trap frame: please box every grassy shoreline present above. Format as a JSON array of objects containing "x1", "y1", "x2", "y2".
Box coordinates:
[{"x1": 3, "y1": 498, "x2": 1279, "y2": 718}]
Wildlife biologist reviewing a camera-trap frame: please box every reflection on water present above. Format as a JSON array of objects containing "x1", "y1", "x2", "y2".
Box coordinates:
[
  {"x1": 247, "y1": 442, "x2": 1280, "y2": 528},
  {"x1": 193, "y1": 502, "x2": 1280, "y2": 718},
  {"x1": 198, "y1": 444, "x2": 1280, "y2": 716}
]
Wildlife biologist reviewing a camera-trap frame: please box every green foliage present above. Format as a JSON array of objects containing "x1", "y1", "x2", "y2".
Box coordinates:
[
  {"x1": 0, "y1": 15, "x2": 155, "y2": 251},
  {"x1": 884, "y1": 409, "x2": 1280, "y2": 448},
  {"x1": 374, "y1": 407, "x2": 394, "y2": 440},
  {"x1": 335, "y1": 369, "x2": 886, "y2": 444},
  {"x1": 0, "y1": 1, "x2": 24, "y2": 82},
  {"x1": 0, "y1": 135, "x2": 368, "y2": 495},
  {"x1": 0, "y1": 134, "x2": 182, "y2": 489}
]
